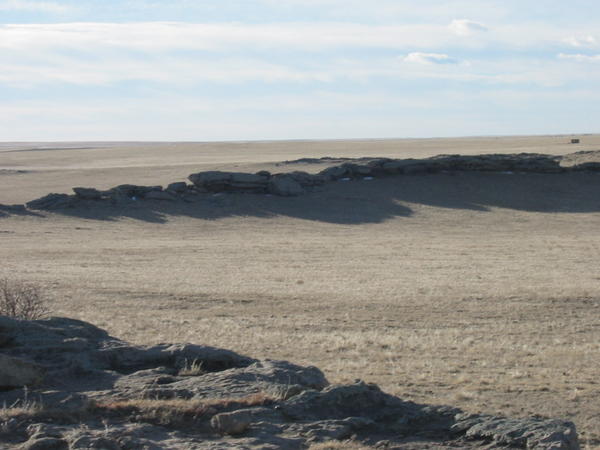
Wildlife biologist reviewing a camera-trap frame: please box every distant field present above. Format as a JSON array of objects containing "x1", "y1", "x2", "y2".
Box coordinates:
[{"x1": 1, "y1": 135, "x2": 600, "y2": 447}]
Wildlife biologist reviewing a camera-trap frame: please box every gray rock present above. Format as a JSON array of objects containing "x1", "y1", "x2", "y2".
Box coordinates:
[
  {"x1": 188, "y1": 171, "x2": 233, "y2": 191},
  {"x1": 211, "y1": 409, "x2": 253, "y2": 435},
  {"x1": 21, "y1": 437, "x2": 68, "y2": 450},
  {"x1": 0, "y1": 354, "x2": 44, "y2": 388},
  {"x1": 166, "y1": 182, "x2": 188, "y2": 193},
  {"x1": 26, "y1": 193, "x2": 75, "y2": 210},
  {"x1": 144, "y1": 190, "x2": 176, "y2": 201},
  {"x1": 229, "y1": 172, "x2": 269, "y2": 191},
  {"x1": 70, "y1": 436, "x2": 121, "y2": 450},
  {"x1": 187, "y1": 171, "x2": 269, "y2": 193},
  {"x1": 72, "y1": 187, "x2": 103, "y2": 200},
  {"x1": 318, "y1": 165, "x2": 349, "y2": 180},
  {"x1": 282, "y1": 381, "x2": 405, "y2": 421},
  {"x1": 453, "y1": 413, "x2": 579, "y2": 450},
  {"x1": 286, "y1": 171, "x2": 326, "y2": 187},
  {"x1": 268, "y1": 176, "x2": 305, "y2": 196}
]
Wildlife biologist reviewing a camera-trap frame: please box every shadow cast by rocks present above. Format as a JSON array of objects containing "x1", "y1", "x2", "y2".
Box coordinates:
[
  {"x1": 21, "y1": 171, "x2": 600, "y2": 224},
  {"x1": 0, "y1": 204, "x2": 42, "y2": 218}
]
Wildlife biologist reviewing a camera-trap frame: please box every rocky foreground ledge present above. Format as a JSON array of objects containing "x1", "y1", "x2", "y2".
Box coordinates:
[
  {"x1": 3, "y1": 152, "x2": 600, "y2": 212},
  {"x1": 0, "y1": 316, "x2": 579, "y2": 449}
]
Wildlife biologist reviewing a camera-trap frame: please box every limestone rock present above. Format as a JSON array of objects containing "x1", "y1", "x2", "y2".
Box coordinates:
[
  {"x1": 188, "y1": 171, "x2": 269, "y2": 193},
  {"x1": 188, "y1": 171, "x2": 232, "y2": 191},
  {"x1": 268, "y1": 175, "x2": 305, "y2": 196}
]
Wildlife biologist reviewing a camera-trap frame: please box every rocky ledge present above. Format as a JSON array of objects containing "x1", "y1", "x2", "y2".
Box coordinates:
[
  {"x1": 5, "y1": 152, "x2": 600, "y2": 212},
  {"x1": 0, "y1": 315, "x2": 579, "y2": 449}
]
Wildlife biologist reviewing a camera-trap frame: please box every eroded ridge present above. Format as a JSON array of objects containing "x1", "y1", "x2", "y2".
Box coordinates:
[
  {"x1": 0, "y1": 315, "x2": 579, "y2": 449},
  {"x1": 3, "y1": 152, "x2": 599, "y2": 212}
]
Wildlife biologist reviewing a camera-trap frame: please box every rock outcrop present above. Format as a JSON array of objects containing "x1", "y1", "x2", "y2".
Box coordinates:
[
  {"x1": 10, "y1": 151, "x2": 600, "y2": 212},
  {"x1": 0, "y1": 315, "x2": 580, "y2": 449}
]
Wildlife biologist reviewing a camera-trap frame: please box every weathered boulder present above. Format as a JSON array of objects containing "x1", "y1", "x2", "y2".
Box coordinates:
[
  {"x1": 187, "y1": 171, "x2": 269, "y2": 193},
  {"x1": 229, "y1": 172, "x2": 269, "y2": 191},
  {"x1": 188, "y1": 171, "x2": 233, "y2": 191},
  {"x1": 26, "y1": 193, "x2": 76, "y2": 210},
  {"x1": 72, "y1": 187, "x2": 103, "y2": 200},
  {"x1": 453, "y1": 413, "x2": 580, "y2": 450},
  {"x1": 268, "y1": 175, "x2": 305, "y2": 196},
  {"x1": 319, "y1": 165, "x2": 349, "y2": 181},
  {"x1": 166, "y1": 182, "x2": 188, "y2": 193},
  {"x1": 0, "y1": 354, "x2": 44, "y2": 388},
  {"x1": 211, "y1": 409, "x2": 253, "y2": 435}
]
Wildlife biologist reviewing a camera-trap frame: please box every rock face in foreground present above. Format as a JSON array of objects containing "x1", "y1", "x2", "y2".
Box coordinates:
[
  {"x1": 0, "y1": 315, "x2": 579, "y2": 449},
  {"x1": 16, "y1": 151, "x2": 600, "y2": 212}
]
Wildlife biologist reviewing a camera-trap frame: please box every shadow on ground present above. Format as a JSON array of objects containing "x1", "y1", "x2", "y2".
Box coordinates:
[{"x1": 7, "y1": 172, "x2": 600, "y2": 224}]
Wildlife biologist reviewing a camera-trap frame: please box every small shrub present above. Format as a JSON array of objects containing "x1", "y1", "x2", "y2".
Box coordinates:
[{"x1": 0, "y1": 278, "x2": 48, "y2": 320}]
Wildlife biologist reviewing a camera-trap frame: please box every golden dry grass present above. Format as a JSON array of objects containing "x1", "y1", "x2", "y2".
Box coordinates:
[
  {"x1": 94, "y1": 393, "x2": 273, "y2": 427},
  {"x1": 1, "y1": 136, "x2": 600, "y2": 448}
]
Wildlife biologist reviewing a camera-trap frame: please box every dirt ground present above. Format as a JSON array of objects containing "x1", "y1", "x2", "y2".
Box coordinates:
[{"x1": 1, "y1": 135, "x2": 600, "y2": 448}]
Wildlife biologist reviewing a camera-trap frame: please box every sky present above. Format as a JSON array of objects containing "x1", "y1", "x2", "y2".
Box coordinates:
[{"x1": 1, "y1": 0, "x2": 599, "y2": 141}]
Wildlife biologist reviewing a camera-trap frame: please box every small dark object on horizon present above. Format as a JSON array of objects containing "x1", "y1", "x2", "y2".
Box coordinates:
[{"x1": 571, "y1": 138, "x2": 580, "y2": 144}]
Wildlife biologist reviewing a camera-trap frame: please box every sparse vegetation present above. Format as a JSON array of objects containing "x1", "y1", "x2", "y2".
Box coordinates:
[
  {"x1": 94, "y1": 393, "x2": 273, "y2": 427},
  {"x1": 0, "y1": 278, "x2": 48, "y2": 320},
  {"x1": 178, "y1": 359, "x2": 205, "y2": 376}
]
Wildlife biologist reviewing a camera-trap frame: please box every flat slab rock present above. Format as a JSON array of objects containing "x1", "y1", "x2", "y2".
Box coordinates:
[{"x1": 0, "y1": 315, "x2": 580, "y2": 449}]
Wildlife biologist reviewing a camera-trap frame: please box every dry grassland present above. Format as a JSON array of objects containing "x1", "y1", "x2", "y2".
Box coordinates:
[{"x1": 1, "y1": 135, "x2": 600, "y2": 447}]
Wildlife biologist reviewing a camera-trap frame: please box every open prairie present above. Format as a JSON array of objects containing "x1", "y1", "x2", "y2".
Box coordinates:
[{"x1": 2, "y1": 135, "x2": 600, "y2": 447}]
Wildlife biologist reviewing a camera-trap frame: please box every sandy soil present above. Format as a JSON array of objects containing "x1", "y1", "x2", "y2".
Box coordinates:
[{"x1": 1, "y1": 135, "x2": 600, "y2": 448}]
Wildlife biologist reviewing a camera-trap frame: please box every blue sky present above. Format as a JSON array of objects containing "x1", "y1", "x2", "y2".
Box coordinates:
[{"x1": 1, "y1": 0, "x2": 599, "y2": 140}]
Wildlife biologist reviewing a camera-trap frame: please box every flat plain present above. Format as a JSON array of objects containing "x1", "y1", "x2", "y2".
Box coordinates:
[{"x1": 1, "y1": 135, "x2": 600, "y2": 447}]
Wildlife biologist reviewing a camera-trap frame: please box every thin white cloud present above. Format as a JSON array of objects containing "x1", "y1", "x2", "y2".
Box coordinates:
[
  {"x1": 563, "y1": 35, "x2": 597, "y2": 48},
  {"x1": 0, "y1": 22, "x2": 453, "y2": 52},
  {"x1": 404, "y1": 52, "x2": 459, "y2": 64},
  {"x1": 557, "y1": 53, "x2": 600, "y2": 62},
  {"x1": 0, "y1": 0, "x2": 69, "y2": 13},
  {"x1": 449, "y1": 19, "x2": 488, "y2": 36},
  {"x1": 1, "y1": 21, "x2": 597, "y2": 55}
]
